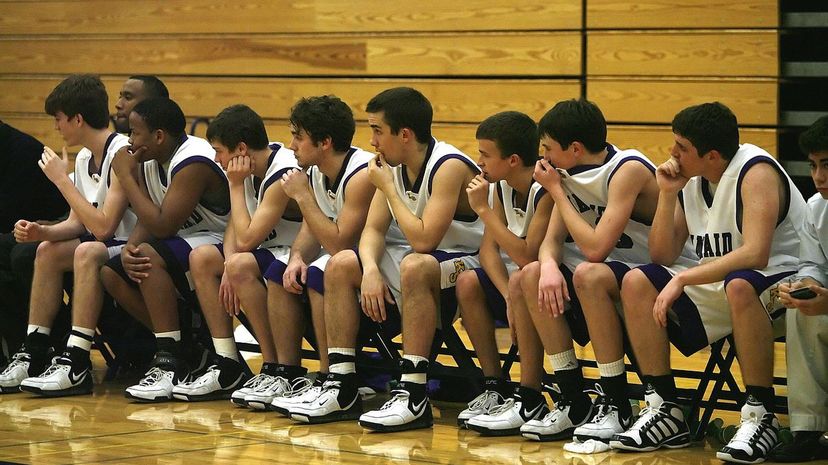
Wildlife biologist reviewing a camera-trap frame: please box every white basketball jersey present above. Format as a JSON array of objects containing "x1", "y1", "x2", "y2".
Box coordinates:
[
  {"x1": 309, "y1": 146, "x2": 374, "y2": 221},
  {"x1": 387, "y1": 138, "x2": 484, "y2": 252},
  {"x1": 142, "y1": 135, "x2": 229, "y2": 236},
  {"x1": 497, "y1": 180, "x2": 547, "y2": 239},
  {"x1": 73, "y1": 132, "x2": 135, "y2": 238},
  {"x1": 557, "y1": 145, "x2": 655, "y2": 265},
  {"x1": 242, "y1": 142, "x2": 302, "y2": 248},
  {"x1": 682, "y1": 143, "x2": 806, "y2": 269}
]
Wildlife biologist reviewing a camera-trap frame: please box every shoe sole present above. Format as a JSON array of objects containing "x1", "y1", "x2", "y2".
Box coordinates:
[
  {"x1": 0, "y1": 385, "x2": 22, "y2": 394},
  {"x1": 610, "y1": 438, "x2": 691, "y2": 452},
  {"x1": 715, "y1": 451, "x2": 766, "y2": 464},
  {"x1": 246, "y1": 399, "x2": 276, "y2": 411},
  {"x1": 359, "y1": 416, "x2": 433, "y2": 433},
  {"x1": 467, "y1": 423, "x2": 521, "y2": 436},
  {"x1": 521, "y1": 426, "x2": 575, "y2": 442},
  {"x1": 125, "y1": 391, "x2": 173, "y2": 403},
  {"x1": 20, "y1": 378, "x2": 93, "y2": 398}
]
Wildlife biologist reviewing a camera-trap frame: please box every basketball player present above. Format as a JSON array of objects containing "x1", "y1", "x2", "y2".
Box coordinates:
[{"x1": 612, "y1": 103, "x2": 806, "y2": 465}]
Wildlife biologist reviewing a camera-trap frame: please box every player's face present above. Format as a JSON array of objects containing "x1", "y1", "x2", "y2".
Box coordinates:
[
  {"x1": 127, "y1": 112, "x2": 156, "y2": 162},
  {"x1": 670, "y1": 133, "x2": 703, "y2": 176},
  {"x1": 211, "y1": 141, "x2": 239, "y2": 170},
  {"x1": 289, "y1": 126, "x2": 322, "y2": 169},
  {"x1": 539, "y1": 135, "x2": 575, "y2": 170},
  {"x1": 115, "y1": 79, "x2": 148, "y2": 134},
  {"x1": 53, "y1": 111, "x2": 81, "y2": 146},
  {"x1": 808, "y1": 151, "x2": 828, "y2": 199},
  {"x1": 477, "y1": 138, "x2": 509, "y2": 181},
  {"x1": 368, "y1": 112, "x2": 404, "y2": 165}
]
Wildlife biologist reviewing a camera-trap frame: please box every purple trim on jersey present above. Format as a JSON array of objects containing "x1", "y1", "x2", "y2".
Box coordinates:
[
  {"x1": 427, "y1": 154, "x2": 481, "y2": 222},
  {"x1": 533, "y1": 187, "x2": 548, "y2": 210},
  {"x1": 735, "y1": 156, "x2": 790, "y2": 233},
  {"x1": 263, "y1": 259, "x2": 288, "y2": 284},
  {"x1": 342, "y1": 162, "x2": 368, "y2": 192},
  {"x1": 700, "y1": 178, "x2": 714, "y2": 208},
  {"x1": 678, "y1": 190, "x2": 685, "y2": 210},
  {"x1": 103, "y1": 132, "x2": 119, "y2": 188},
  {"x1": 636, "y1": 263, "x2": 708, "y2": 356},
  {"x1": 268, "y1": 143, "x2": 283, "y2": 159},
  {"x1": 306, "y1": 265, "x2": 324, "y2": 294},
  {"x1": 403, "y1": 138, "x2": 436, "y2": 193},
  {"x1": 260, "y1": 166, "x2": 294, "y2": 198},
  {"x1": 724, "y1": 269, "x2": 794, "y2": 320},
  {"x1": 607, "y1": 156, "x2": 655, "y2": 187},
  {"x1": 171, "y1": 155, "x2": 224, "y2": 179},
  {"x1": 472, "y1": 268, "x2": 507, "y2": 322},
  {"x1": 327, "y1": 147, "x2": 356, "y2": 193},
  {"x1": 565, "y1": 144, "x2": 616, "y2": 176},
  {"x1": 604, "y1": 260, "x2": 632, "y2": 285}
]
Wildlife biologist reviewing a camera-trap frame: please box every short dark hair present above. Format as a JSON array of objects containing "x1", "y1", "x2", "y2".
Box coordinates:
[
  {"x1": 365, "y1": 87, "x2": 432, "y2": 143},
  {"x1": 289, "y1": 95, "x2": 355, "y2": 152},
  {"x1": 538, "y1": 99, "x2": 607, "y2": 153},
  {"x1": 131, "y1": 98, "x2": 186, "y2": 137},
  {"x1": 672, "y1": 102, "x2": 739, "y2": 160},
  {"x1": 206, "y1": 104, "x2": 269, "y2": 151},
  {"x1": 476, "y1": 111, "x2": 539, "y2": 167},
  {"x1": 799, "y1": 115, "x2": 828, "y2": 156},
  {"x1": 128, "y1": 75, "x2": 169, "y2": 99},
  {"x1": 44, "y1": 74, "x2": 110, "y2": 129}
]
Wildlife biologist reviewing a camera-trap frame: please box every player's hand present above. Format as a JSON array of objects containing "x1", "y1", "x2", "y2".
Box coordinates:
[
  {"x1": 533, "y1": 159, "x2": 563, "y2": 195},
  {"x1": 780, "y1": 281, "x2": 828, "y2": 316},
  {"x1": 112, "y1": 145, "x2": 143, "y2": 180},
  {"x1": 281, "y1": 168, "x2": 311, "y2": 201},
  {"x1": 219, "y1": 270, "x2": 241, "y2": 316},
  {"x1": 226, "y1": 156, "x2": 254, "y2": 186},
  {"x1": 282, "y1": 256, "x2": 308, "y2": 295},
  {"x1": 652, "y1": 276, "x2": 683, "y2": 327},
  {"x1": 121, "y1": 244, "x2": 151, "y2": 283},
  {"x1": 538, "y1": 260, "x2": 569, "y2": 317},
  {"x1": 38, "y1": 146, "x2": 70, "y2": 186},
  {"x1": 466, "y1": 175, "x2": 491, "y2": 216},
  {"x1": 367, "y1": 153, "x2": 395, "y2": 193},
  {"x1": 13, "y1": 219, "x2": 44, "y2": 242},
  {"x1": 360, "y1": 267, "x2": 395, "y2": 323},
  {"x1": 655, "y1": 158, "x2": 690, "y2": 194}
]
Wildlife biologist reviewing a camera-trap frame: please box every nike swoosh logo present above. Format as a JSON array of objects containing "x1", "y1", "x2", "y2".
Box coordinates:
[
  {"x1": 523, "y1": 403, "x2": 544, "y2": 420},
  {"x1": 70, "y1": 369, "x2": 88, "y2": 384},
  {"x1": 410, "y1": 398, "x2": 428, "y2": 416}
]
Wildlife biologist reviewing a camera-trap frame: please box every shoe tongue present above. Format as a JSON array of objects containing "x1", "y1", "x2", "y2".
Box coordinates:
[
  {"x1": 644, "y1": 388, "x2": 664, "y2": 409},
  {"x1": 742, "y1": 397, "x2": 767, "y2": 419}
]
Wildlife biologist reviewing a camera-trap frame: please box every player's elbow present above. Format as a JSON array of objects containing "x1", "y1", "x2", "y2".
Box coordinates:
[
  {"x1": 89, "y1": 223, "x2": 116, "y2": 241},
  {"x1": 409, "y1": 237, "x2": 439, "y2": 254},
  {"x1": 234, "y1": 236, "x2": 261, "y2": 253},
  {"x1": 746, "y1": 251, "x2": 770, "y2": 270},
  {"x1": 147, "y1": 223, "x2": 179, "y2": 239},
  {"x1": 583, "y1": 245, "x2": 612, "y2": 263}
]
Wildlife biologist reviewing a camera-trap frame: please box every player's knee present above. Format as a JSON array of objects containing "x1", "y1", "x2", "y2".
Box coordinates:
[
  {"x1": 34, "y1": 240, "x2": 61, "y2": 263},
  {"x1": 325, "y1": 249, "x2": 358, "y2": 281},
  {"x1": 455, "y1": 270, "x2": 480, "y2": 301},
  {"x1": 620, "y1": 269, "x2": 650, "y2": 315},
  {"x1": 519, "y1": 261, "x2": 540, "y2": 294},
  {"x1": 135, "y1": 243, "x2": 165, "y2": 268},
  {"x1": 400, "y1": 253, "x2": 438, "y2": 288},
  {"x1": 574, "y1": 261, "x2": 611, "y2": 289},
  {"x1": 725, "y1": 277, "x2": 759, "y2": 314},
  {"x1": 224, "y1": 252, "x2": 259, "y2": 284},
  {"x1": 100, "y1": 265, "x2": 123, "y2": 293},
  {"x1": 73, "y1": 241, "x2": 107, "y2": 269}
]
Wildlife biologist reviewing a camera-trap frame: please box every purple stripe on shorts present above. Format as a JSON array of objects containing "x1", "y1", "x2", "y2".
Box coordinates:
[
  {"x1": 263, "y1": 259, "x2": 287, "y2": 284},
  {"x1": 251, "y1": 249, "x2": 278, "y2": 276},
  {"x1": 636, "y1": 263, "x2": 708, "y2": 356},
  {"x1": 306, "y1": 265, "x2": 324, "y2": 294},
  {"x1": 605, "y1": 260, "x2": 632, "y2": 285}
]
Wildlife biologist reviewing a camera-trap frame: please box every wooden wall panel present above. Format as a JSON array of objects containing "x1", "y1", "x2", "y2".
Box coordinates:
[
  {"x1": 0, "y1": 77, "x2": 581, "y2": 124},
  {"x1": 608, "y1": 125, "x2": 778, "y2": 164},
  {"x1": 0, "y1": 0, "x2": 582, "y2": 35},
  {"x1": 588, "y1": 31, "x2": 778, "y2": 77},
  {"x1": 0, "y1": 33, "x2": 582, "y2": 77},
  {"x1": 587, "y1": 0, "x2": 778, "y2": 29},
  {"x1": 588, "y1": 79, "x2": 777, "y2": 125}
]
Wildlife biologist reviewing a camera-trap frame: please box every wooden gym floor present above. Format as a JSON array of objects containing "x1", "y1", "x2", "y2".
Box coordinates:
[{"x1": 0, "y1": 327, "x2": 808, "y2": 465}]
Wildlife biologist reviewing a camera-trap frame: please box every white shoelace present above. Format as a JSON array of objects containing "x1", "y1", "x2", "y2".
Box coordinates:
[
  {"x1": 139, "y1": 367, "x2": 167, "y2": 386},
  {"x1": 1, "y1": 354, "x2": 29, "y2": 375},
  {"x1": 487, "y1": 397, "x2": 516, "y2": 416},
  {"x1": 379, "y1": 390, "x2": 410, "y2": 410},
  {"x1": 466, "y1": 390, "x2": 505, "y2": 412}
]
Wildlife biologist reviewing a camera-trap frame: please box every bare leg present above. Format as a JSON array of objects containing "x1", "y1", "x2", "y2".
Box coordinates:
[
  {"x1": 323, "y1": 250, "x2": 363, "y2": 350},
  {"x1": 101, "y1": 265, "x2": 151, "y2": 329},
  {"x1": 726, "y1": 278, "x2": 774, "y2": 387},
  {"x1": 574, "y1": 262, "x2": 624, "y2": 363},
  {"x1": 457, "y1": 270, "x2": 501, "y2": 377},
  {"x1": 308, "y1": 289, "x2": 328, "y2": 372},
  {"x1": 136, "y1": 243, "x2": 178, "y2": 333},
  {"x1": 399, "y1": 253, "x2": 440, "y2": 358},
  {"x1": 28, "y1": 239, "x2": 78, "y2": 327},
  {"x1": 225, "y1": 252, "x2": 276, "y2": 363},
  {"x1": 620, "y1": 269, "x2": 670, "y2": 375},
  {"x1": 190, "y1": 245, "x2": 233, "y2": 339},
  {"x1": 514, "y1": 264, "x2": 544, "y2": 390},
  {"x1": 266, "y1": 278, "x2": 304, "y2": 366}
]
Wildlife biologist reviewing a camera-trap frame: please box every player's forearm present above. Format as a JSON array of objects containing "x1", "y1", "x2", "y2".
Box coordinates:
[
  {"x1": 298, "y1": 201, "x2": 349, "y2": 254},
  {"x1": 289, "y1": 228, "x2": 322, "y2": 264},
  {"x1": 357, "y1": 227, "x2": 387, "y2": 273},
  {"x1": 649, "y1": 192, "x2": 682, "y2": 265},
  {"x1": 480, "y1": 246, "x2": 510, "y2": 297}
]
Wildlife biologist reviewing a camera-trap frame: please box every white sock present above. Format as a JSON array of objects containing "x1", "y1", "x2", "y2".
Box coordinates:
[
  {"x1": 598, "y1": 358, "x2": 625, "y2": 377},
  {"x1": 27, "y1": 324, "x2": 51, "y2": 336},
  {"x1": 67, "y1": 326, "x2": 95, "y2": 352},
  {"x1": 155, "y1": 330, "x2": 181, "y2": 342},
  {"x1": 328, "y1": 347, "x2": 356, "y2": 375},
  {"x1": 212, "y1": 337, "x2": 238, "y2": 361},
  {"x1": 400, "y1": 354, "x2": 429, "y2": 384},
  {"x1": 549, "y1": 348, "x2": 578, "y2": 372}
]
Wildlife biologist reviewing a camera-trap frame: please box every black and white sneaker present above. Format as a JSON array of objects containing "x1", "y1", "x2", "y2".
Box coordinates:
[
  {"x1": 466, "y1": 388, "x2": 549, "y2": 436},
  {"x1": 610, "y1": 387, "x2": 690, "y2": 451},
  {"x1": 290, "y1": 373, "x2": 362, "y2": 424},
  {"x1": 573, "y1": 389, "x2": 632, "y2": 442},
  {"x1": 716, "y1": 397, "x2": 779, "y2": 464},
  {"x1": 172, "y1": 356, "x2": 249, "y2": 402},
  {"x1": 271, "y1": 376, "x2": 317, "y2": 416},
  {"x1": 521, "y1": 398, "x2": 593, "y2": 442},
  {"x1": 0, "y1": 333, "x2": 51, "y2": 393},
  {"x1": 358, "y1": 382, "x2": 433, "y2": 433},
  {"x1": 125, "y1": 350, "x2": 190, "y2": 402},
  {"x1": 457, "y1": 390, "x2": 508, "y2": 428},
  {"x1": 19, "y1": 348, "x2": 92, "y2": 397}
]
